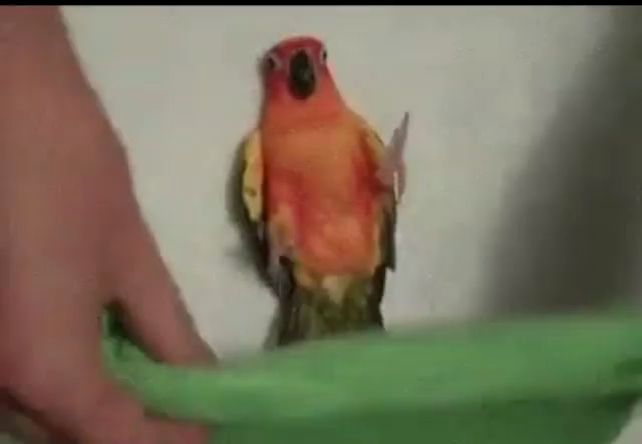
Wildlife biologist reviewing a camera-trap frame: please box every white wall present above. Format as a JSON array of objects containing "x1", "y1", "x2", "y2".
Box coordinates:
[{"x1": 56, "y1": 6, "x2": 642, "y2": 443}]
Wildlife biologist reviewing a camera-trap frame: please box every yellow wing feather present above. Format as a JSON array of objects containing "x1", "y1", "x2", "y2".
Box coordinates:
[
  {"x1": 241, "y1": 129, "x2": 264, "y2": 223},
  {"x1": 353, "y1": 113, "x2": 398, "y2": 271},
  {"x1": 353, "y1": 113, "x2": 387, "y2": 166}
]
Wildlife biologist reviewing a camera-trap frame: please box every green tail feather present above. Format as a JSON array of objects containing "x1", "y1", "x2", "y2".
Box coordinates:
[{"x1": 277, "y1": 270, "x2": 386, "y2": 346}]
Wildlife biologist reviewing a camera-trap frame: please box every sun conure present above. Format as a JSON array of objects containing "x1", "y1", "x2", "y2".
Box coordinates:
[{"x1": 240, "y1": 35, "x2": 409, "y2": 346}]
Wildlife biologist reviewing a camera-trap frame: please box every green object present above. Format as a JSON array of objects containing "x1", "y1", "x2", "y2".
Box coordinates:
[{"x1": 102, "y1": 313, "x2": 642, "y2": 444}]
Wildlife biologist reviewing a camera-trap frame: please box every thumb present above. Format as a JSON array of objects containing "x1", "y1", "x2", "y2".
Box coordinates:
[{"x1": 109, "y1": 219, "x2": 216, "y2": 366}]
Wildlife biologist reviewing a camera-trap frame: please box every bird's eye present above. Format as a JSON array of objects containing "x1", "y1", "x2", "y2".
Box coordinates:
[
  {"x1": 264, "y1": 52, "x2": 282, "y2": 72},
  {"x1": 320, "y1": 47, "x2": 328, "y2": 64}
]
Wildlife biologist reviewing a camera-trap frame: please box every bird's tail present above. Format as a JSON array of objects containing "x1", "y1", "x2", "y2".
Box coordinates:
[{"x1": 276, "y1": 267, "x2": 387, "y2": 346}]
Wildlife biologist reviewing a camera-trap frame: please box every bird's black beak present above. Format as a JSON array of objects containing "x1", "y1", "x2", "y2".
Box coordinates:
[{"x1": 288, "y1": 50, "x2": 316, "y2": 100}]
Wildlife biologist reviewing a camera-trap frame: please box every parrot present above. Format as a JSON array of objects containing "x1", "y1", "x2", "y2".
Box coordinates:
[{"x1": 240, "y1": 35, "x2": 409, "y2": 346}]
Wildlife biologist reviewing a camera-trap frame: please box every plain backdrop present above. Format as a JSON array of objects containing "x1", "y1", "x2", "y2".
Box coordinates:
[{"x1": 7, "y1": 6, "x2": 639, "y2": 443}]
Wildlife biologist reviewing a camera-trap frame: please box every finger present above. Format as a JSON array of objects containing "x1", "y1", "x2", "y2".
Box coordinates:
[
  {"x1": 7, "y1": 343, "x2": 160, "y2": 444},
  {"x1": 0, "y1": 403, "x2": 53, "y2": 444},
  {"x1": 109, "y1": 219, "x2": 215, "y2": 365},
  {"x1": 7, "y1": 374, "x2": 213, "y2": 444},
  {"x1": 1, "y1": 278, "x2": 159, "y2": 444}
]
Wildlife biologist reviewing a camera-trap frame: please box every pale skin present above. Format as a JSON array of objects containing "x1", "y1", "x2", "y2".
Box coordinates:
[{"x1": 0, "y1": 6, "x2": 215, "y2": 444}]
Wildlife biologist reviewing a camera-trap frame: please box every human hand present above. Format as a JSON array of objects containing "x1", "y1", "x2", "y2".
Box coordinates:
[{"x1": 0, "y1": 7, "x2": 215, "y2": 443}]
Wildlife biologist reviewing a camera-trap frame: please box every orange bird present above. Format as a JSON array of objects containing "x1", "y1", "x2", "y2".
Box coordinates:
[{"x1": 240, "y1": 35, "x2": 409, "y2": 345}]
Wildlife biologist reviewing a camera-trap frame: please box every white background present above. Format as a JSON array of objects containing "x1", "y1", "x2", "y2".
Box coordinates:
[{"x1": 16, "y1": 6, "x2": 638, "y2": 443}]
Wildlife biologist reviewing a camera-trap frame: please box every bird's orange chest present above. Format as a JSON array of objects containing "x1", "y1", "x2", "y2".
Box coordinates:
[
  {"x1": 263, "y1": 120, "x2": 370, "y2": 206},
  {"x1": 261, "y1": 119, "x2": 381, "y2": 274}
]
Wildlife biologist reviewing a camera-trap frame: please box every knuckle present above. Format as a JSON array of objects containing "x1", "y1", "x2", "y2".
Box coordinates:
[{"x1": 6, "y1": 358, "x2": 63, "y2": 415}]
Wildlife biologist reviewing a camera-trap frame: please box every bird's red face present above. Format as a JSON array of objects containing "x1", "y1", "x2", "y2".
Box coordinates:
[{"x1": 260, "y1": 36, "x2": 336, "y2": 104}]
